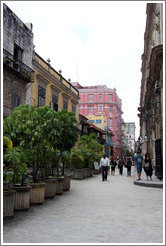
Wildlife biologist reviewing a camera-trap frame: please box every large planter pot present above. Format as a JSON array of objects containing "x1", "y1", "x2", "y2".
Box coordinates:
[
  {"x1": 63, "y1": 175, "x2": 71, "y2": 191},
  {"x1": 73, "y1": 168, "x2": 84, "y2": 180},
  {"x1": 54, "y1": 176, "x2": 64, "y2": 195},
  {"x1": 29, "y1": 182, "x2": 46, "y2": 205},
  {"x1": 90, "y1": 168, "x2": 94, "y2": 176},
  {"x1": 83, "y1": 168, "x2": 88, "y2": 178},
  {"x1": 12, "y1": 185, "x2": 31, "y2": 211},
  {"x1": 3, "y1": 189, "x2": 16, "y2": 220},
  {"x1": 64, "y1": 168, "x2": 71, "y2": 176},
  {"x1": 87, "y1": 168, "x2": 91, "y2": 177},
  {"x1": 44, "y1": 179, "x2": 56, "y2": 198}
]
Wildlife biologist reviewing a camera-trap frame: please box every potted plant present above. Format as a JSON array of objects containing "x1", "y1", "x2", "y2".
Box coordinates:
[
  {"x1": 3, "y1": 137, "x2": 15, "y2": 219},
  {"x1": 3, "y1": 105, "x2": 46, "y2": 205},
  {"x1": 62, "y1": 152, "x2": 71, "y2": 191},
  {"x1": 4, "y1": 144, "x2": 31, "y2": 211},
  {"x1": 70, "y1": 148, "x2": 84, "y2": 180}
]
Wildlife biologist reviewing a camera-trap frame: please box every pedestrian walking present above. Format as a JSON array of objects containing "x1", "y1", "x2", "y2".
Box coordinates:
[
  {"x1": 100, "y1": 154, "x2": 109, "y2": 181},
  {"x1": 125, "y1": 157, "x2": 132, "y2": 177},
  {"x1": 110, "y1": 157, "x2": 117, "y2": 176},
  {"x1": 118, "y1": 157, "x2": 125, "y2": 175},
  {"x1": 134, "y1": 151, "x2": 143, "y2": 181},
  {"x1": 143, "y1": 152, "x2": 153, "y2": 181}
]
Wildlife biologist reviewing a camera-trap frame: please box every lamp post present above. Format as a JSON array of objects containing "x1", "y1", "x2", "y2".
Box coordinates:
[{"x1": 144, "y1": 135, "x2": 148, "y2": 153}]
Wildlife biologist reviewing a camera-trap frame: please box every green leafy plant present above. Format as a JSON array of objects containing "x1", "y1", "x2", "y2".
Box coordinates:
[
  {"x1": 4, "y1": 146, "x2": 28, "y2": 186},
  {"x1": 70, "y1": 148, "x2": 84, "y2": 169}
]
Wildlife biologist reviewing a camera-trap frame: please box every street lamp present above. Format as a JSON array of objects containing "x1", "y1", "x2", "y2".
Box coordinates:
[
  {"x1": 144, "y1": 135, "x2": 148, "y2": 152},
  {"x1": 144, "y1": 135, "x2": 148, "y2": 142}
]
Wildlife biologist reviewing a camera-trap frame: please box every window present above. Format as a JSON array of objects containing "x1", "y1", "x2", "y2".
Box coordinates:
[
  {"x1": 38, "y1": 85, "x2": 46, "y2": 106},
  {"x1": 89, "y1": 106, "x2": 93, "y2": 113},
  {"x1": 109, "y1": 106, "x2": 113, "y2": 113},
  {"x1": 52, "y1": 94, "x2": 58, "y2": 111},
  {"x1": 72, "y1": 104, "x2": 76, "y2": 115},
  {"x1": 99, "y1": 94, "x2": 102, "y2": 100},
  {"x1": 89, "y1": 120, "x2": 95, "y2": 123},
  {"x1": 98, "y1": 105, "x2": 103, "y2": 112},
  {"x1": 89, "y1": 94, "x2": 93, "y2": 101},
  {"x1": 96, "y1": 119, "x2": 102, "y2": 124},
  {"x1": 13, "y1": 44, "x2": 23, "y2": 70},
  {"x1": 109, "y1": 94, "x2": 112, "y2": 102},
  {"x1": 109, "y1": 118, "x2": 113, "y2": 127},
  {"x1": 12, "y1": 94, "x2": 21, "y2": 109},
  {"x1": 63, "y1": 100, "x2": 68, "y2": 110}
]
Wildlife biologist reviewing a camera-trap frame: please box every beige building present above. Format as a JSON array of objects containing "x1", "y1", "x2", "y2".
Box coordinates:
[{"x1": 138, "y1": 3, "x2": 163, "y2": 179}]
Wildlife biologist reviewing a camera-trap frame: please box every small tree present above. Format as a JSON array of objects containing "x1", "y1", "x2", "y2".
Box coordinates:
[
  {"x1": 52, "y1": 110, "x2": 79, "y2": 176},
  {"x1": 79, "y1": 133, "x2": 103, "y2": 167}
]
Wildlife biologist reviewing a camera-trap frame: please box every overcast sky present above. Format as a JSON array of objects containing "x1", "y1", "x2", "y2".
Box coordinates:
[{"x1": 2, "y1": 1, "x2": 147, "y2": 139}]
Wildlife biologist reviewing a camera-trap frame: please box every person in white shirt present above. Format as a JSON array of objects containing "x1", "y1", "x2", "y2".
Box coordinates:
[{"x1": 100, "y1": 154, "x2": 109, "y2": 181}]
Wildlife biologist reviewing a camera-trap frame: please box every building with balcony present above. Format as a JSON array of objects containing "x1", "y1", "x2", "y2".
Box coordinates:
[
  {"x1": 32, "y1": 53, "x2": 79, "y2": 121},
  {"x1": 138, "y1": 3, "x2": 163, "y2": 180},
  {"x1": 86, "y1": 113, "x2": 114, "y2": 157},
  {"x1": 3, "y1": 3, "x2": 34, "y2": 117},
  {"x1": 71, "y1": 83, "x2": 123, "y2": 157},
  {"x1": 121, "y1": 122, "x2": 136, "y2": 156}
]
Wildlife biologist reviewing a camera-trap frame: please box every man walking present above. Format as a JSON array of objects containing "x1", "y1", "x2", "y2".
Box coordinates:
[
  {"x1": 134, "y1": 151, "x2": 143, "y2": 180},
  {"x1": 100, "y1": 154, "x2": 109, "y2": 181}
]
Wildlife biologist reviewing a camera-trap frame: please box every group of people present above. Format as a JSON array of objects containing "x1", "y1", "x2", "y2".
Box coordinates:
[
  {"x1": 134, "y1": 151, "x2": 153, "y2": 181},
  {"x1": 99, "y1": 154, "x2": 133, "y2": 181},
  {"x1": 99, "y1": 152, "x2": 153, "y2": 182}
]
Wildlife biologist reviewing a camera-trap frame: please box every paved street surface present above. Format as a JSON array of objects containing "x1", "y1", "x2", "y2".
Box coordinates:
[{"x1": 3, "y1": 167, "x2": 163, "y2": 244}]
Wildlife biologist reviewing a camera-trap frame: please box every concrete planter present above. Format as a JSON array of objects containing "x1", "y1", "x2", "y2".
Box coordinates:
[
  {"x1": 63, "y1": 175, "x2": 71, "y2": 191},
  {"x1": 90, "y1": 168, "x2": 94, "y2": 176},
  {"x1": 87, "y1": 168, "x2": 91, "y2": 177},
  {"x1": 54, "y1": 176, "x2": 64, "y2": 195},
  {"x1": 64, "y1": 168, "x2": 71, "y2": 176},
  {"x1": 44, "y1": 179, "x2": 56, "y2": 198},
  {"x1": 29, "y1": 182, "x2": 46, "y2": 204},
  {"x1": 73, "y1": 168, "x2": 84, "y2": 180},
  {"x1": 3, "y1": 189, "x2": 16, "y2": 220},
  {"x1": 12, "y1": 185, "x2": 31, "y2": 211},
  {"x1": 83, "y1": 168, "x2": 88, "y2": 178}
]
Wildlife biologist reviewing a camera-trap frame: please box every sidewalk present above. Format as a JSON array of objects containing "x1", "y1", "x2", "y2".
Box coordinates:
[{"x1": 134, "y1": 167, "x2": 163, "y2": 188}]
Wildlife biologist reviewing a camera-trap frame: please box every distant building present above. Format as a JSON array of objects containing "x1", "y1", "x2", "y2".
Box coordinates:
[
  {"x1": 122, "y1": 122, "x2": 136, "y2": 155},
  {"x1": 138, "y1": 3, "x2": 163, "y2": 179},
  {"x1": 3, "y1": 3, "x2": 34, "y2": 117},
  {"x1": 71, "y1": 83, "x2": 123, "y2": 157}
]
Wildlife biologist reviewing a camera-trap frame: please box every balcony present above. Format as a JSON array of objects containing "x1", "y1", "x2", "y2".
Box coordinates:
[
  {"x1": 3, "y1": 49, "x2": 34, "y2": 83},
  {"x1": 105, "y1": 140, "x2": 114, "y2": 147}
]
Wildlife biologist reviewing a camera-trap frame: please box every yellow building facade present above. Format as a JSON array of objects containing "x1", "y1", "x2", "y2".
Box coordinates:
[
  {"x1": 32, "y1": 53, "x2": 79, "y2": 120},
  {"x1": 87, "y1": 113, "x2": 107, "y2": 130}
]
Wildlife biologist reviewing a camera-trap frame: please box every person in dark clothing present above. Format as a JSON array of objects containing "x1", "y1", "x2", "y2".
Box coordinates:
[
  {"x1": 143, "y1": 152, "x2": 153, "y2": 181},
  {"x1": 118, "y1": 157, "x2": 125, "y2": 175},
  {"x1": 110, "y1": 157, "x2": 117, "y2": 176},
  {"x1": 126, "y1": 157, "x2": 132, "y2": 177}
]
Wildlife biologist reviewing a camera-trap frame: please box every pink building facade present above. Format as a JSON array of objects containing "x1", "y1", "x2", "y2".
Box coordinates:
[{"x1": 72, "y1": 83, "x2": 123, "y2": 157}]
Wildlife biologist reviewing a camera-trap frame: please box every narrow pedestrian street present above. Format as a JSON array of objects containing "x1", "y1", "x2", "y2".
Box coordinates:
[{"x1": 3, "y1": 167, "x2": 163, "y2": 244}]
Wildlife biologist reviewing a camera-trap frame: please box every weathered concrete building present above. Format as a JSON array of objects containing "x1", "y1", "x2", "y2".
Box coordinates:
[
  {"x1": 3, "y1": 3, "x2": 34, "y2": 117},
  {"x1": 138, "y1": 3, "x2": 163, "y2": 179}
]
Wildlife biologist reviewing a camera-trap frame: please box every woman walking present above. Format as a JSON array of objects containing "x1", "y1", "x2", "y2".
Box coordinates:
[
  {"x1": 143, "y1": 153, "x2": 153, "y2": 181},
  {"x1": 110, "y1": 157, "x2": 117, "y2": 176},
  {"x1": 126, "y1": 157, "x2": 132, "y2": 177},
  {"x1": 118, "y1": 157, "x2": 125, "y2": 175}
]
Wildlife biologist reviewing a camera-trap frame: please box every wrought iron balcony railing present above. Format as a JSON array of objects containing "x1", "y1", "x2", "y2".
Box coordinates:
[{"x1": 3, "y1": 49, "x2": 34, "y2": 83}]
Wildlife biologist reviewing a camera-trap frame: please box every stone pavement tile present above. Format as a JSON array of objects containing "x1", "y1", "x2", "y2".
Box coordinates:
[{"x1": 3, "y1": 167, "x2": 163, "y2": 244}]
